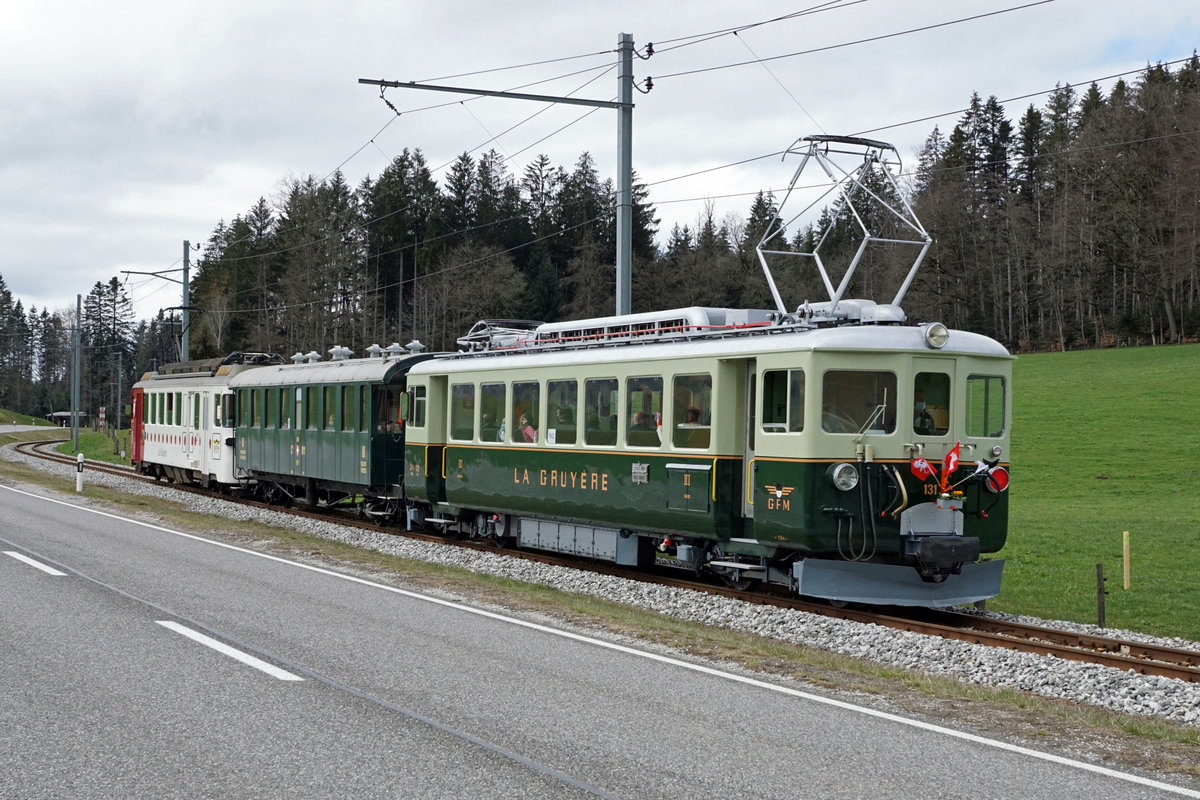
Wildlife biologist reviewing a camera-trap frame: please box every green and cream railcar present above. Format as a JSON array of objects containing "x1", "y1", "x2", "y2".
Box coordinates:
[
  {"x1": 403, "y1": 305, "x2": 1012, "y2": 605},
  {"x1": 231, "y1": 350, "x2": 435, "y2": 512}
]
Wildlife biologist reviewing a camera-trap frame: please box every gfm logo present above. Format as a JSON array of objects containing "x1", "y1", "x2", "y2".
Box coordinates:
[{"x1": 764, "y1": 484, "x2": 794, "y2": 511}]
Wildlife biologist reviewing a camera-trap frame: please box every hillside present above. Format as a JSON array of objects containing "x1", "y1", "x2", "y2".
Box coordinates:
[{"x1": 997, "y1": 343, "x2": 1200, "y2": 638}]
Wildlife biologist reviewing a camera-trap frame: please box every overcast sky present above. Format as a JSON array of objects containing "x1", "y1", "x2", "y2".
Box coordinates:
[{"x1": 2, "y1": 0, "x2": 1196, "y2": 324}]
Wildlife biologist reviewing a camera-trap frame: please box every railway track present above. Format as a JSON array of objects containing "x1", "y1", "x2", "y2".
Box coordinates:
[{"x1": 14, "y1": 438, "x2": 1200, "y2": 685}]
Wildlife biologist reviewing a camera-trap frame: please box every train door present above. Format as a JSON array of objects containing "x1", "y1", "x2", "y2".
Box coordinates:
[
  {"x1": 742, "y1": 358, "x2": 757, "y2": 520},
  {"x1": 130, "y1": 388, "x2": 144, "y2": 465},
  {"x1": 182, "y1": 392, "x2": 195, "y2": 461},
  {"x1": 202, "y1": 391, "x2": 218, "y2": 463}
]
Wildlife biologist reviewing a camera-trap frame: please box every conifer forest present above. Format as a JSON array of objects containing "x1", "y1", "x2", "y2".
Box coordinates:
[{"x1": 2, "y1": 58, "x2": 1198, "y2": 420}]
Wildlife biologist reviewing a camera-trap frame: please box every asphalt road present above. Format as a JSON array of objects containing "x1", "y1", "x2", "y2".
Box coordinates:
[{"x1": 1, "y1": 483, "x2": 1195, "y2": 799}]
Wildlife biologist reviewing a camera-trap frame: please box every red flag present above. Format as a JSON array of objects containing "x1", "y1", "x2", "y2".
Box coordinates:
[
  {"x1": 940, "y1": 442, "x2": 961, "y2": 491},
  {"x1": 910, "y1": 457, "x2": 937, "y2": 481}
]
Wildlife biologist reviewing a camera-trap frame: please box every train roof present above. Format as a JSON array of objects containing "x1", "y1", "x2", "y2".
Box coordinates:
[
  {"x1": 412, "y1": 309, "x2": 1011, "y2": 377},
  {"x1": 229, "y1": 351, "x2": 436, "y2": 388}
]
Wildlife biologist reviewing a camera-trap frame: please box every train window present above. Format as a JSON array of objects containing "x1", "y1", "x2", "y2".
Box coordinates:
[
  {"x1": 547, "y1": 380, "x2": 577, "y2": 445},
  {"x1": 626, "y1": 377, "x2": 662, "y2": 448},
  {"x1": 913, "y1": 373, "x2": 950, "y2": 436},
  {"x1": 821, "y1": 371, "x2": 896, "y2": 434},
  {"x1": 251, "y1": 390, "x2": 262, "y2": 428},
  {"x1": 360, "y1": 386, "x2": 370, "y2": 433},
  {"x1": 410, "y1": 386, "x2": 427, "y2": 428},
  {"x1": 966, "y1": 375, "x2": 1006, "y2": 437},
  {"x1": 222, "y1": 393, "x2": 236, "y2": 429},
  {"x1": 512, "y1": 382, "x2": 540, "y2": 444},
  {"x1": 265, "y1": 389, "x2": 278, "y2": 429},
  {"x1": 324, "y1": 387, "x2": 337, "y2": 430},
  {"x1": 307, "y1": 387, "x2": 320, "y2": 430},
  {"x1": 237, "y1": 391, "x2": 249, "y2": 427},
  {"x1": 673, "y1": 374, "x2": 712, "y2": 449},
  {"x1": 148, "y1": 393, "x2": 155, "y2": 425},
  {"x1": 193, "y1": 395, "x2": 201, "y2": 429},
  {"x1": 761, "y1": 370, "x2": 804, "y2": 433},
  {"x1": 584, "y1": 379, "x2": 618, "y2": 446},
  {"x1": 480, "y1": 383, "x2": 506, "y2": 442},
  {"x1": 342, "y1": 386, "x2": 357, "y2": 431},
  {"x1": 278, "y1": 390, "x2": 289, "y2": 430},
  {"x1": 450, "y1": 384, "x2": 475, "y2": 441}
]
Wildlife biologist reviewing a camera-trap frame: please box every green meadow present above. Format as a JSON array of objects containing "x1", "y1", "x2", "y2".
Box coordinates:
[{"x1": 996, "y1": 343, "x2": 1200, "y2": 639}]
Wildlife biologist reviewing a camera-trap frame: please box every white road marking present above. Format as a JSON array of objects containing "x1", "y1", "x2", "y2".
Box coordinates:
[
  {"x1": 5, "y1": 550, "x2": 67, "y2": 576},
  {"x1": 5, "y1": 484, "x2": 1198, "y2": 797},
  {"x1": 156, "y1": 620, "x2": 304, "y2": 682}
]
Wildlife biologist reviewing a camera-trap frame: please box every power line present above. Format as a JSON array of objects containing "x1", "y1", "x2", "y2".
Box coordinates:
[
  {"x1": 649, "y1": 1, "x2": 1057, "y2": 81},
  {"x1": 648, "y1": 0, "x2": 868, "y2": 52}
]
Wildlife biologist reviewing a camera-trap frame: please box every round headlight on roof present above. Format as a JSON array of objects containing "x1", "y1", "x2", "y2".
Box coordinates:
[{"x1": 923, "y1": 322, "x2": 949, "y2": 349}]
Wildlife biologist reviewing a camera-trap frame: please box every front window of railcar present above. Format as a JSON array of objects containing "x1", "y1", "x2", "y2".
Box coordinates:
[
  {"x1": 821, "y1": 371, "x2": 896, "y2": 434},
  {"x1": 966, "y1": 375, "x2": 1006, "y2": 437},
  {"x1": 913, "y1": 372, "x2": 950, "y2": 436}
]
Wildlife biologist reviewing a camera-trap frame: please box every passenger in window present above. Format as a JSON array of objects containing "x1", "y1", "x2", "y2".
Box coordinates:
[
  {"x1": 631, "y1": 411, "x2": 655, "y2": 431},
  {"x1": 913, "y1": 390, "x2": 936, "y2": 435},
  {"x1": 497, "y1": 417, "x2": 506, "y2": 442},
  {"x1": 685, "y1": 407, "x2": 700, "y2": 424},
  {"x1": 519, "y1": 413, "x2": 536, "y2": 443}
]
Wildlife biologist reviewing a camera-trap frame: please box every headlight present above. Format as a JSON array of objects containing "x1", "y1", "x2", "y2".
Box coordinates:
[
  {"x1": 923, "y1": 322, "x2": 949, "y2": 349},
  {"x1": 828, "y1": 462, "x2": 859, "y2": 491},
  {"x1": 990, "y1": 445, "x2": 1002, "y2": 457}
]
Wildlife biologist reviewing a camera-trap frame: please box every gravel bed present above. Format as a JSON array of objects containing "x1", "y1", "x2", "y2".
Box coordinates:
[{"x1": 7, "y1": 446, "x2": 1199, "y2": 726}]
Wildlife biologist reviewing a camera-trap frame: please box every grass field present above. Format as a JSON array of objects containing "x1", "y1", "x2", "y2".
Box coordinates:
[
  {"x1": 994, "y1": 342, "x2": 1200, "y2": 639},
  {"x1": 3, "y1": 345, "x2": 1198, "y2": 639}
]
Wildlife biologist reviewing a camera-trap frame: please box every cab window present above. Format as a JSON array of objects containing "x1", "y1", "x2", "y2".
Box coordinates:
[
  {"x1": 762, "y1": 370, "x2": 804, "y2": 433},
  {"x1": 822, "y1": 371, "x2": 896, "y2": 434},
  {"x1": 966, "y1": 375, "x2": 1006, "y2": 437},
  {"x1": 913, "y1": 372, "x2": 950, "y2": 436},
  {"x1": 409, "y1": 386, "x2": 427, "y2": 429}
]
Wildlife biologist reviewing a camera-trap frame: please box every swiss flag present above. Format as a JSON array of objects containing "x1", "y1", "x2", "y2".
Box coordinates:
[
  {"x1": 940, "y1": 442, "x2": 961, "y2": 491},
  {"x1": 911, "y1": 457, "x2": 937, "y2": 481}
]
